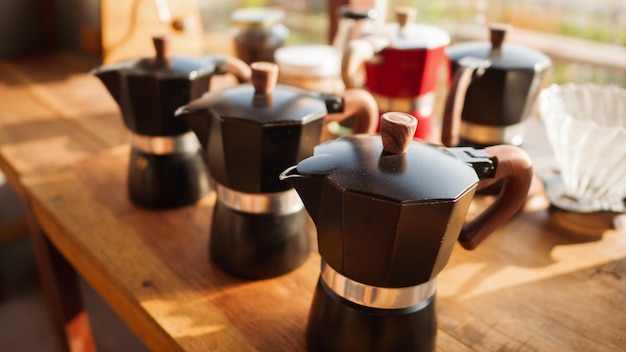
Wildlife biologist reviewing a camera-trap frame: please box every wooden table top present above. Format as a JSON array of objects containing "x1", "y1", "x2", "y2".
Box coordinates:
[{"x1": 1, "y1": 52, "x2": 624, "y2": 352}]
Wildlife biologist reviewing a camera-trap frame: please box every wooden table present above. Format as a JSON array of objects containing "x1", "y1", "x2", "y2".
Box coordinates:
[{"x1": 1, "y1": 52, "x2": 624, "y2": 352}]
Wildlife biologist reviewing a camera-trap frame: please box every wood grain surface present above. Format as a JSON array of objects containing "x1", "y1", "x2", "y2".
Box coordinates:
[{"x1": 1, "y1": 52, "x2": 625, "y2": 351}]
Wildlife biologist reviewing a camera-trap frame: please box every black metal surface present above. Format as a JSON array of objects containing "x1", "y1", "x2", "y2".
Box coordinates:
[
  {"x1": 208, "y1": 202, "x2": 312, "y2": 279},
  {"x1": 127, "y1": 148, "x2": 210, "y2": 209},
  {"x1": 306, "y1": 279, "x2": 437, "y2": 352},
  {"x1": 93, "y1": 50, "x2": 228, "y2": 208},
  {"x1": 92, "y1": 56, "x2": 225, "y2": 136},
  {"x1": 282, "y1": 137, "x2": 489, "y2": 287},
  {"x1": 445, "y1": 147, "x2": 495, "y2": 179},
  {"x1": 294, "y1": 135, "x2": 480, "y2": 202},
  {"x1": 178, "y1": 83, "x2": 343, "y2": 193},
  {"x1": 446, "y1": 40, "x2": 550, "y2": 132}
]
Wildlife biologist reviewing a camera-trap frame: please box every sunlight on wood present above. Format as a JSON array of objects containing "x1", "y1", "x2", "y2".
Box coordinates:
[
  {"x1": 141, "y1": 299, "x2": 226, "y2": 338},
  {"x1": 439, "y1": 230, "x2": 626, "y2": 300}
]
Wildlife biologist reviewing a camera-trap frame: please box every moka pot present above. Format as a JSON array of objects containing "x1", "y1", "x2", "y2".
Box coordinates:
[
  {"x1": 442, "y1": 24, "x2": 551, "y2": 148},
  {"x1": 92, "y1": 35, "x2": 251, "y2": 208},
  {"x1": 281, "y1": 112, "x2": 533, "y2": 351},
  {"x1": 176, "y1": 62, "x2": 378, "y2": 279}
]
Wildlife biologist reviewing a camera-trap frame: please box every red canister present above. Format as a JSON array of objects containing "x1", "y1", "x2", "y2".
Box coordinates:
[{"x1": 342, "y1": 7, "x2": 450, "y2": 142}]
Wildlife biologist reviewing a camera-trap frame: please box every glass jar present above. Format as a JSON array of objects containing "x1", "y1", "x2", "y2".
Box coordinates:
[{"x1": 231, "y1": 7, "x2": 289, "y2": 64}]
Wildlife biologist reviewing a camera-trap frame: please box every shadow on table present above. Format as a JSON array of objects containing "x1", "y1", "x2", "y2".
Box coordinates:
[{"x1": 438, "y1": 257, "x2": 626, "y2": 351}]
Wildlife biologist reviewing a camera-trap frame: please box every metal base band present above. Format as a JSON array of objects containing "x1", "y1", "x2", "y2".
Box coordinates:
[
  {"x1": 216, "y1": 184, "x2": 304, "y2": 215},
  {"x1": 374, "y1": 92, "x2": 435, "y2": 118},
  {"x1": 460, "y1": 120, "x2": 525, "y2": 146},
  {"x1": 132, "y1": 131, "x2": 201, "y2": 155},
  {"x1": 320, "y1": 261, "x2": 437, "y2": 310}
]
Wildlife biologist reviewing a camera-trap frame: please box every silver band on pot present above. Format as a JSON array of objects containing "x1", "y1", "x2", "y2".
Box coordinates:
[
  {"x1": 374, "y1": 92, "x2": 435, "y2": 118},
  {"x1": 320, "y1": 261, "x2": 436, "y2": 310},
  {"x1": 460, "y1": 120, "x2": 525, "y2": 146},
  {"x1": 132, "y1": 131, "x2": 201, "y2": 155},
  {"x1": 216, "y1": 184, "x2": 304, "y2": 215}
]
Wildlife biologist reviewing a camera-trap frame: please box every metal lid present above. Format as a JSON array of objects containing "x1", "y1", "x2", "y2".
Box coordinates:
[
  {"x1": 180, "y1": 62, "x2": 328, "y2": 125},
  {"x1": 295, "y1": 112, "x2": 479, "y2": 202},
  {"x1": 102, "y1": 35, "x2": 224, "y2": 78},
  {"x1": 385, "y1": 23, "x2": 451, "y2": 49},
  {"x1": 446, "y1": 24, "x2": 552, "y2": 71},
  {"x1": 91, "y1": 35, "x2": 225, "y2": 136},
  {"x1": 384, "y1": 7, "x2": 450, "y2": 50}
]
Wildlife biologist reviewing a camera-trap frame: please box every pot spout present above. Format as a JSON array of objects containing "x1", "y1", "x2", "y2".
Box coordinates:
[
  {"x1": 280, "y1": 166, "x2": 324, "y2": 224},
  {"x1": 91, "y1": 67, "x2": 122, "y2": 104},
  {"x1": 174, "y1": 104, "x2": 212, "y2": 150}
]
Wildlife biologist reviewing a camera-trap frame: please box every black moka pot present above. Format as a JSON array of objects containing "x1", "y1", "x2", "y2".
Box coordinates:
[
  {"x1": 175, "y1": 62, "x2": 378, "y2": 279},
  {"x1": 442, "y1": 24, "x2": 551, "y2": 148},
  {"x1": 281, "y1": 112, "x2": 533, "y2": 351},
  {"x1": 92, "y1": 35, "x2": 251, "y2": 208}
]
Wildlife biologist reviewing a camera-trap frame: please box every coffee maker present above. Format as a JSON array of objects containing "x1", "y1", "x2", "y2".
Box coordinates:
[
  {"x1": 92, "y1": 35, "x2": 250, "y2": 208},
  {"x1": 442, "y1": 24, "x2": 551, "y2": 148},
  {"x1": 341, "y1": 6, "x2": 450, "y2": 142},
  {"x1": 281, "y1": 112, "x2": 533, "y2": 351},
  {"x1": 175, "y1": 62, "x2": 378, "y2": 279}
]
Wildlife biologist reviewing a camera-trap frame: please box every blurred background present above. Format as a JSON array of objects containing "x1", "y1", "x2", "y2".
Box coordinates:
[{"x1": 1, "y1": 0, "x2": 625, "y2": 85}]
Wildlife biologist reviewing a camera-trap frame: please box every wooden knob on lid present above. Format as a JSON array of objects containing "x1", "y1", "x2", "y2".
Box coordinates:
[
  {"x1": 489, "y1": 23, "x2": 510, "y2": 49},
  {"x1": 380, "y1": 112, "x2": 418, "y2": 154},
  {"x1": 250, "y1": 62, "x2": 278, "y2": 95},
  {"x1": 395, "y1": 6, "x2": 416, "y2": 28},
  {"x1": 152, "y1": 35, "x2": 172, "y2": 60}
]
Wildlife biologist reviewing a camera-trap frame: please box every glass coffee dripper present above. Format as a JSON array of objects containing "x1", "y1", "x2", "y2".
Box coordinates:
[{"x1": 538, "y1": 83, "x2": 626, "y2": 235}]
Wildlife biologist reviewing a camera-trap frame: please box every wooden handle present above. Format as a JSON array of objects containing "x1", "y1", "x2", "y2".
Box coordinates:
[
  {"x1": 489, "y1": 23, "x2": 511, "y2": 49},
  {"x1": 441, "y1": 58, "x2": 491, "y2": 147},
  {"x1": 441, "y1": 64, "x2": 475, "y2": 147},
  {"x1": 341, "y1": 39, "x2": 375, "y2": 89},
  {"x1": 250, "y1": 62, "x2": 278, "y2": 94},
  {"x1": 152, "y1": 34, "x2": 171, "y2": 60},
  {"x1": 380, "y1": 112, "x2": 417, "y2": 154},
  {"x1": 322, "y1": 88, "x2": 379, "y2": 142},
  {"x1": 223, "y1": 57, "x2": 252, "y2": 84},
  {"x1": 458, "y1": 145, "x2": 533, "y2": 249}
]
